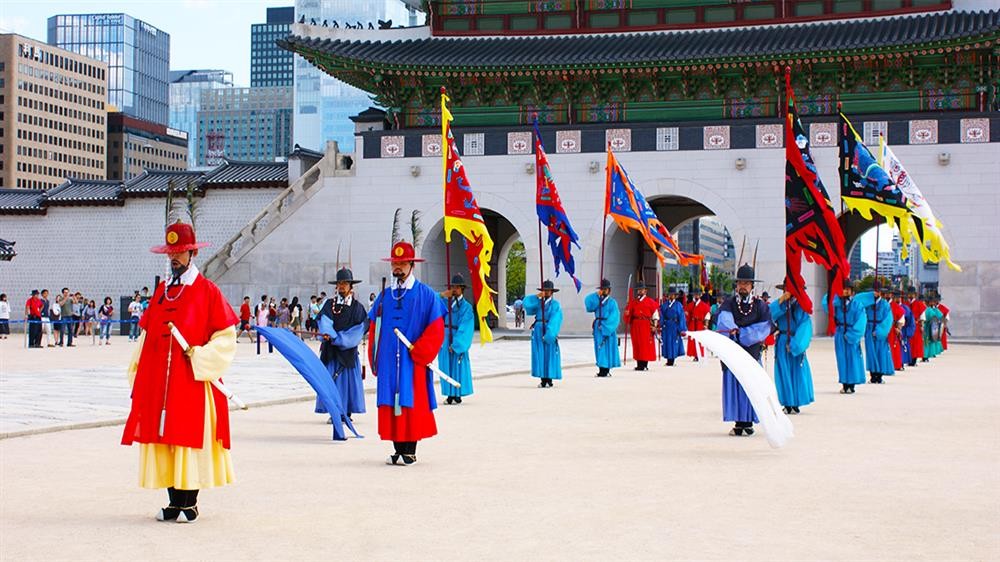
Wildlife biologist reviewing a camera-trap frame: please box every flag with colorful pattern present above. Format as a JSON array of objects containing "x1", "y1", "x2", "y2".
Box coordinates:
[
  {"x1": 784, "y1": 71, "x2": 849, "y2": 331},
  {"x1": 534, "y1": 120, "x2": 582, "y2": 292}
]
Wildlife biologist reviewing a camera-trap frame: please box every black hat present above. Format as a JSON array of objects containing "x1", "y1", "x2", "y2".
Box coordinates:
[
  {"x1": 448, "y1": 274, "x2": 467, "y2": 288},
  {"x1": 597, "y1": 279, "x2": 611, "y2": 290},
  {"x1": 735, "y1": 263, "x2": 760, "y2": 282},
  {"x1": 329, "y1": 268, "x2": 362, "y2": 285},
  {"x1": 537, "y1": 280, "x2": 560, "y2": 293},
  {"x1": 634, "y1": 280, "x2": 647, "y2": 290},
  {"x1": 761, "y1": 291, "x2": 771, "y2": 300},
  {"x1": 31, "y1": 289, "x2": 39, "y2": 295},
  {"x1": 906, "y1": 286, "x2": 917, "y2": 293}
]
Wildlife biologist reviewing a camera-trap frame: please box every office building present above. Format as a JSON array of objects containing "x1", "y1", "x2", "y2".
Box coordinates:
[
  {"x1": 252, "y1": 7, "x2": 294, "y2": 87},
  {"x1": 196, "y1": 86, "x2": 293, "y2": 165},
  {"x1": 292, "y1": 0, "x2": 418, "y2": 152},
  {"x1": 107, "y1": 112, "x2": 187, "y2": 180},
  {"x1": 0, "y1": 34, "x2": 108, "y2": 189},
  {"x1": 170, "y1": 69, "x2": 234, "y2": 167},
  {"x1": 48, "y1": 13, "x2": 170, "y2": 125}
]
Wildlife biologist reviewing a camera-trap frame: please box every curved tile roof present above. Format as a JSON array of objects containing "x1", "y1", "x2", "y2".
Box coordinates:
[
  {"x1": 280, "y1": 10, "x2": 1000, "y2": 70},
  {"x1": 0, "y1": 189, "x2": 45, "y2": 213},
  {"x1": 44, "y1": 180, "x2": 123, "y2": 205}
]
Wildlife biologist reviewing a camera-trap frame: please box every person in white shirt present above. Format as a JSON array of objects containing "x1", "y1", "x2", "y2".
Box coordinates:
[{"x1": 0, "y1": 293, "x2": 10, "y2": 339}]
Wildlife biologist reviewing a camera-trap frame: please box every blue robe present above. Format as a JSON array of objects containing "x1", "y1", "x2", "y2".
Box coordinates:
[
  {"x1": 659, "y1": 299, "x2": 686, "y2": 360},
  {"x1": 438, "y1": 296, "x2": 474, "y2": 397},
  {"x1": 900, "y1": 303, "x2": 915, "y2": 366},
  {"x1": 769, "y1": 298, "x2": 814, "y2": 408},
  {"x1": 584, "y1": 292, "x2": 621, "y2": 370},
  {"x1": 856, "y1": 292, "x2": 894, "y2": 376},
  {"x1": 524, "y1": 295, "x2": 562, "y2": 380},
  {"x1": 823, "y1": 294, "x2": 866, "y2": 385},
  {"x1": 315, "y1": 316, "x2": 367, "y2": 416},
  {"x1": 368, "y1": 278, "x2": 446, "y2": 411},
  {"x1": 314, "y1": 298, "x2": 368, "y2": 417},
  {"x1": 716, "y1": 296, "x2": 771, "y2": 423}
]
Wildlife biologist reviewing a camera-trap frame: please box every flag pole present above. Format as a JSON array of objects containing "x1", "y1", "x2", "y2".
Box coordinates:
[
  {"x1": 600, "y1": 143, "x2": 611, "y2": 282},
  {"x1": 442, "y1": 87, "x2": 454, "y2": 349},
  {"x1": 533, "y1": 118, "x2": 548, "y2": 380}
]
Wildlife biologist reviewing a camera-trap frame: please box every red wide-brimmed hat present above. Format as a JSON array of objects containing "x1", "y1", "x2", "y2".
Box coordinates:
[
  {"x1": 382, "y1": 241, "x2": 424, "y2": 263},
  {"x1": 150, "y1": 221, "x2": 211, "y2": 254}
]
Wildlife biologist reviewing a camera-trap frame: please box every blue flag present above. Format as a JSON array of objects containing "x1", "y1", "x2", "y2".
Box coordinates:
[
  {"x1": 534, "y1": 120, "x2": 582, "y2": 292},
  {"x1": 256, "y1": 326, "x2": 362, "y2": 441}
]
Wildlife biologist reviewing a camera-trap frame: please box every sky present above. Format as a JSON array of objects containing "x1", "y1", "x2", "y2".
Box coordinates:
[{"x1": 0, "y1": 0, "x2": 284, "y2": 86}]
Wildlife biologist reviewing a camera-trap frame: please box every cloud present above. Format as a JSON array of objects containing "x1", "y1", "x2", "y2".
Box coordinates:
[{"x1": 0, "y1": 15, "x2": 31, "y2": 34}]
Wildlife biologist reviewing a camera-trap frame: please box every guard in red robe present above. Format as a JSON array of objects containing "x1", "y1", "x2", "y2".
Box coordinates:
[
  {"x1": 889, "y1": 289, "x2": 906, "y2": 371},
  {"x1": 624, "y1": 281, "x2": 658, "y2": 371},
  {"x1": 368, "y1": 241, "x2": 446, "y2": 466},
  {"x1": 906, "y1": 287, "x2": 925, "y2": 366},
  {"x1": 122, "y1": 221, "x2": 239, "y2": 523},
  {"x1": 686, "y1": 291, "x2": 712, "y2": 361}
]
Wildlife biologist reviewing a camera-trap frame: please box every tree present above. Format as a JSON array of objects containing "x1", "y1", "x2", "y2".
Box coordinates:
[
  {"x1": 708, "y1": 265, "x2": 734, "y2": 293},
  {"x1": 505, "y1": 241, "x2": 526, "y2": 302}
]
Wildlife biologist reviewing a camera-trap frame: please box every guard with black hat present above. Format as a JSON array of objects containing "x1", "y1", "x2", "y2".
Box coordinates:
[
  {"x1": 584, "y1": 279, "x2": 621, "y2": 377},
  {"x1": 624, "y1": 280, "x2": 659, "y2": 371},
  {"x1": 315, "y1": 267, "x2": 369, "y2": 423},
  {"x1": 438, "y1": 274, "x2": 475, "y2": 404},
  {"x1": 658, "y1": 286, "x2": 686, "y2": 366},
  {"x1": 715, "y1": 263, "x2": 772, "y2": 436},
  {"x1": 769, "y1": 283, "x2": 814, "y2": 414},
  {"x1": 524, "y1": 280, "x2": 563, "y2": 388}
]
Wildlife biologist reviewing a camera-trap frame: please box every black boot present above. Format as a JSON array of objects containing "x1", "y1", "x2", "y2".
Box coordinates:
[
  {"x1": 666, "y1": 358, "x2": 675, "y2": 366},
  {"x1": 177, "y1": 489, "x2": 199, "y2": 523},
  {"x1": 387, "y1": 442, "x2": 402, "y2": 465},
  {"x1": 454, "y1": 396, "x2": 462, "y2": 404},
  {"x1": 156, "y1": 487, "x2": 181, "y2": 521},
  {"x1": 840, "y1": 384, "x2": 850, "y2": 394},
  {"x1": 401, "y1": 441, "x2": 417, "y2": 465}
]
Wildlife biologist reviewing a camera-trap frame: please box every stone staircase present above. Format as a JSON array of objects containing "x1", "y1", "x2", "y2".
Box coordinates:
[{"x1": 202, "y1": 144, "x2": 352, "y2": 281}]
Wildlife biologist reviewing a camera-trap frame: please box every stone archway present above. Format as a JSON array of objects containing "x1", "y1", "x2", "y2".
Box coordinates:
[
  {"x1": 593, "y1": 185, "x2": 741, "y2": 308},
  {"x1": 421, "y1": 207, "x2": 525, "y2": 331}
]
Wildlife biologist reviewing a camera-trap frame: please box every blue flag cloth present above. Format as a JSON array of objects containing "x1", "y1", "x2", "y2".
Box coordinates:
[
  {"x1": 534, "y1": 120, "x2": 582, "y2": 291},
  {"x1": 255, "y1": 325, "x2": 362, "y2": 441}
]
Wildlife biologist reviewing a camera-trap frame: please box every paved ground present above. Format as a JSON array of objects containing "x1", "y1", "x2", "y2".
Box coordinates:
[
  {"x1": 1, "y1": 336, "x2": 998, "y2": 561},
  {"x1": 0, "y1": 331, "x2": 593, "y2": 435}
]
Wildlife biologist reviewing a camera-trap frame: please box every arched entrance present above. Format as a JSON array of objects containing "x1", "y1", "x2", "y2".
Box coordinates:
[
  {"x1": 421, "y1": 208, "x2": 524, "y2": 331},
  {"x1": 600, "y1": 194, "x2": 737, "y2": 308}
]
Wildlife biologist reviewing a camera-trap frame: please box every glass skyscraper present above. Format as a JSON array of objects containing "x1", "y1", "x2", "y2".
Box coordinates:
[
  {"x1": 252, "y1": 7, "x2": 294, "y2": 87},
  {"x1": 169, "y1": 69, "x2": 235, "y2": 168},
  {"x1": 292, "y1": 0, "x2": 421, "y2": 152},
  {"x1": 47, "y1": 13, "x2": 170, "y2": 126}
]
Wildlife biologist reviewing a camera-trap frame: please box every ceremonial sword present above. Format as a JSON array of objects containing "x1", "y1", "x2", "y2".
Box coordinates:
[
  {"x1": 167, "y1": 322, "x2": 248, "y2": 410},
  {"x1": 393, "y1": 328, "x2": 462, "y2": 389}
]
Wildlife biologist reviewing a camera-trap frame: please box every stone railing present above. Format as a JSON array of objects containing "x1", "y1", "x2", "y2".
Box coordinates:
[{"x1": 202, "y1": 144, "x2": 351, "y2": 281}]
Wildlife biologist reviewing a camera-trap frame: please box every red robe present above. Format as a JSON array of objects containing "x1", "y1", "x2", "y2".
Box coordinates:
[
  {"x1": 122, "y1": 275, "x2": 239, "y2": 449},
  {"x1": 938, "y1": 303, "x2": 950, "y2": 350},
  {"x1": 625, "y1": 295, "x2": 658, "y2": 361},
  {"x1": 907, "y1": 299, "x2": 926, "y2": 360},
  {"x1": 686, "y1": 298, "x2": 711, "y2": 357},
  {"x1": 889, "y1": 301, "x2": 904, "y2": 370}
]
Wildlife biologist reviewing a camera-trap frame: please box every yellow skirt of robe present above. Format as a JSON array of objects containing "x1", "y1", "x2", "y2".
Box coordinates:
[{"x1": 137, "y1": 383, "x2": 235, "y2": 489}]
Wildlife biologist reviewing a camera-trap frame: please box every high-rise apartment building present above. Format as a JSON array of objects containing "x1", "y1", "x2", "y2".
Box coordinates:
[
  {"x1": 252, "y1": 7, "x2": 294, "y2": 87},
  {"x1": 196, "y1": 86, "x2": 293, "y2": 166},
  {"x1": 0, "y1": 34, "x2": 108, "y2": 189},
  {"x1": 292, "y1": 0, "x2": 419, "y2": 152},
  {"x1": 170, "y1": 69, "x2": 234, "y2": 167},
  {"x1": 48, "y1": 13, "x2": 170, "y2": 125},
  {"x1": 675, "y1": 217, "x2": 734, "y2": 270}
]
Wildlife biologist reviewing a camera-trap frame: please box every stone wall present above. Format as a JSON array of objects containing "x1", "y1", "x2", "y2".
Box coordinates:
[{"x1": 0, "y1": 188, "x2": 284, "y2": 319}]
